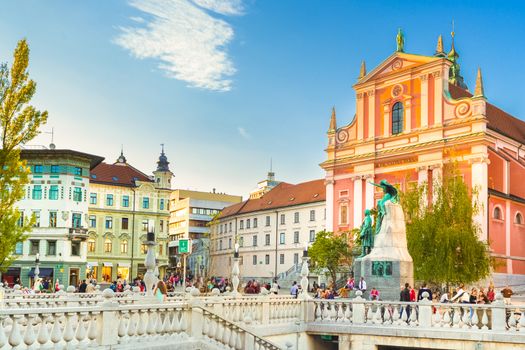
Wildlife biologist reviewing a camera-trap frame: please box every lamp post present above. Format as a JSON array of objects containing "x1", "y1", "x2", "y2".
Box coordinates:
[
  {"x1": 143, "y1": 220, "x2": 157, "y2": 296},
  {"x1": 34, "y1": 253, "x2": 41, "y2": 287},
  {"x1": 231, "y1": 242, "x2": 240, "y2": 297},
  {"x1": 300, "y1": 243, "x2": 310, "y2": 299}
]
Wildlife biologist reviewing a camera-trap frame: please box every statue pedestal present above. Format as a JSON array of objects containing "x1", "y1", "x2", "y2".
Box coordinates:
[{"x1": 356, "y1": 201, "x2": 413, "y2": 301}]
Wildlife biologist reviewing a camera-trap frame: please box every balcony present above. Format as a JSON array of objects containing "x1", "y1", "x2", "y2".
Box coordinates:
[{"x1": 69, "y1": 227, "x2": 88, "y2": 241}]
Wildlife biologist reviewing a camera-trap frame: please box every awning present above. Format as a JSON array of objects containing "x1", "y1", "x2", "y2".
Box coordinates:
[
  {"x1": 118, "y1": 263, "x2": 130, "y2": 268},
  {"x1": 28, "y1": 268, "x2": 54, "y2": 278},
  {"x1": 103, "y1": 262, "x2": 113, "y2": 267},
  {"x1": 87, "y1": 262, "x2": 98, "y2": 267}
]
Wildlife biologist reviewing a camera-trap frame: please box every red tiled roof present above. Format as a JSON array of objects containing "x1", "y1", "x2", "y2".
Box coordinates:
[
  {"x1": 90, "y1": 162, "x2": 152, "y2": 187},
  {"x1": 448, "y1": 83, "x2": 525, "y2": 144},
  {"x1": 220, "y1": 179, "x2": 325, "y2": 219}
]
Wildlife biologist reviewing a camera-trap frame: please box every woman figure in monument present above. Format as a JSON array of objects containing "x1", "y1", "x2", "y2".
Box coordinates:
[
  {"x1": 154, "y1": 280, "x2": 168, "y2": 302},
  {"x1": 369, "y1": 180, "x2": 398, "y2": 235}
]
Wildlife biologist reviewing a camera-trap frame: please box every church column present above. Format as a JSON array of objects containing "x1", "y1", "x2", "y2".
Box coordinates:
[
  {"x1": 353, "y1": 176, "x2": 363, "y2": 228},
  {"x1": 367, "y1": 90, "x2": 375, "y2": 139},
  {"x1": 404, "y1": 98, "x2": 412, "y2": 132},
  {"x1": 364, "y1": 174, "x2": 375, "y2": 211},
  {"x1": 433, "y1": 71, "x2": 443, "y2": 126},
  {"x1": 471, "y1": 155, "x2": 489, "y2": 241},
  {"x1": 325, "y1": 178, "x2": 335, "y2": 232},
  {"x1": 420, "y1": 74, "x2": 429, "y2": 128},
  {"x1": 357, "y1": 93, "x2": 365, "y2": 140},
  {"x1": 383, "y1": 104, "x2": 390, "y2": 137},
  {"x1": 430, "y1": 164, "x2": 442, "y2": 204},
  {"x1": 506, "y1": 200, "x2": 512, "y2": 274},
  {"x1": 417, "y1": 166, "x2": 429, "y2": 206}
]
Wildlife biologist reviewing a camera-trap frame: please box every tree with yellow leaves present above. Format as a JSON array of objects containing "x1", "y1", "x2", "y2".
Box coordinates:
[{"x1": 0, "y1": 39, "x2": 48, "y2": 271}]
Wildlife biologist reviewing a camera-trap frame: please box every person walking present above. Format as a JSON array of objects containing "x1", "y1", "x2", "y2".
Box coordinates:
[
  {"x1": 290, "y1": 281, "x2": 299, "y2": 298},
  {"x1": 400, "y1": 283, "x2": 411, "y2": 319}
]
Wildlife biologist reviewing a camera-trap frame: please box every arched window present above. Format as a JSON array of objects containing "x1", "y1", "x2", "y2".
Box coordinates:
[
  {"x1": 493, "y1": 207, "x2": 502, "y2": 220},
  {"x1": 104, "y1": 238, "x2": 113, "y2": 253},
  {"x1": 392, "y1": 102, "x2": 404, "y2": 135},
  {"x1": 120, "y1": 240, "x2": 128, "y2": 254},
  {"x1": 88, "y1": 239, "x2": 96, "y2": 253},
  {"x1": 515, "y1": 212, "x2": 523, "y2": 225}
]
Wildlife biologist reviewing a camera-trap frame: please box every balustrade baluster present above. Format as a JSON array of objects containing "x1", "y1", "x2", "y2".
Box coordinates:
[
  {"x1": 433, "y1": 307, "x2": 442, "y2": 327},
  {"x1": 87, "y1": 312, "x2": 98, "y2": 345},
  {"x1": 443, "y1": 308, "x2": 451, "y2": 328},
  {"x1": 235, "y1": 328, "x2": 243, "y2": 350},
  {"x1": 452, "y1": 307, "x2": 461, "y2": 328},
  {"x1": 173, "y1": 310, "x2": 182, "y2": 333},
  {"x1": 208, "y1": 315, "x2": 216, "y2": 340},
  {"x1": 162, "y1": 310, "x2": 172, "y2": 334},
  {"x1": 336, "y1": 302, "x2": 344, "y2": 322},
  {"x1": 222, "y1": 323, "x2": 231, "y2": 345},
  {"x1": 215, "y1": 318, "x2": 224, "y2": 344},
  {"x1": 155, "y1": 310, "x2": 164, "y2": 337},
  {"x1": 365, "y1": 305, "x2": 373, "y2": 324},
  {"x1": 118, "y1": 312, "x2": 128, "y2": 339},
  {"x1": 519, "y1": 311, "x2": 525, "y2": 332},
  {"x1": 461, "y1": 309, "x2": 471, "y2": 329},
  {"x1": 75, "y1": 312, "x2": 87, "y2": 347},
  {"x1": 136, "y1": 310, "x2": 147, "y2": 337},
  {"x1": 409, "y1": 305, "x2": 418, "y2": 327},
  {"x1": 384, "y1": 305, "x2": 392, "y2": 325},
  {"x1": 508, "y1": 308, "x2": 517, "y2": 331},
  {"x1": 8, "y1": 315, "x2": 22, "y2": 348},
  {"x1": 37, "y1": 314, "x2": 50, "y2": 347},
  {"x1": 373, "y1": 305, "x2": 381, "y2": 324},
  {"x1": 23, "y1": 314, "x2": 36, "y2": 347},
  {"x1": 229, "y1": 326, "x2": 237, "y2": 348},
  {"x1": 330, "y1": 303, "x2": 337, "y2": 321},
  {"x1": 146, "y1": 310, "x2": 156, "y2": 336},
  {"x1": 471, "y1": 309, "x2": 479, "y2": 330},
  {"x1": 315, "y1": 302, "x2": 322, "y2": 321},
  {"x1": 481, "y1": 309, "x2": 489, "y2": 330},
  {"x1": 127, "y1": 310, "x2": 137, "y2": 337},
  {"x1": 50, "y1": 314, "x2": 63, "y2": 346},
  {"x1": 392, "y1": 306, "x2": 401, "y2": 325}
]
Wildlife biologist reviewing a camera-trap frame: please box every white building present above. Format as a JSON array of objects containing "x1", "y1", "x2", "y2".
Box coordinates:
[
  {"x1": 209, "y1": 179, "x2": 326, "y2": 283},
  {"x1": 4, "y1": 148, "x2": 104, "y2": 288}
]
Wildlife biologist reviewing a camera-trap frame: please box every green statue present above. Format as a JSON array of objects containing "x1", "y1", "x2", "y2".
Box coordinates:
[
  {"x1": 396, "y1": 28, "x2": 404, "y2": 52},
  {"x1": 370, "y1": 180, "x2": 398, "y2": 235},
  {"x1": 359, "y1": 209, "x2": 374, "y2": 257}
]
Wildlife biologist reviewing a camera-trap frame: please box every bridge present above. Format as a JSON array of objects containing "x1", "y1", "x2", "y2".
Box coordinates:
[{"x1": 1, "y1": 287, "x2": 524, "y2": 349}]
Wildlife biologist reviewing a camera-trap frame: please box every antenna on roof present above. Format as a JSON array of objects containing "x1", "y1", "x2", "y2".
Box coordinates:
[
  {"x1": 270, "y1": 157, "x2": 273, "y2": 172},
  {"x1": 44, "y1": 127, "x2": 55, "y2": 149}
]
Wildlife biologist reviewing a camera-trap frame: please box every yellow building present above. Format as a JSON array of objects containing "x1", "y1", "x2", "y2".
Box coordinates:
[{"x1": 86, "y1": 148, "x2": 172, "y2": 283}]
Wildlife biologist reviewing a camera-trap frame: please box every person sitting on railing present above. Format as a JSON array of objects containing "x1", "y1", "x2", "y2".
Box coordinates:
[
  {"x1": 153, "y1": 280, "x2": 167, "y2": 302},
  {"x1": 501, "y1": 285, "x2": 514, "y2": 305},
  {"x1": 370, "y1": 287, "x2": 380, "y2": 301}
]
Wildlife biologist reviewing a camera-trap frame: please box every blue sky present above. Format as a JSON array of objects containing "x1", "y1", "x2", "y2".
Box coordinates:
[{"x1": 1, "y1": 0, "x2": 524, "y2": 197}]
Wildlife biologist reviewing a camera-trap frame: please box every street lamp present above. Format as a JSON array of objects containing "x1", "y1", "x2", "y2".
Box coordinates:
[
  {"x1": 300, "y1": 243, "x2": 310, "y2": 299},
  {"x1": 231, "y1": 242, "x2": 240, "y2": 297},
  {"x1": 34, "y1": 253, "x2": 41, "y2": 286},
  {"x1": 143, "y1": 220, "x2": 158, "y2": 296}
]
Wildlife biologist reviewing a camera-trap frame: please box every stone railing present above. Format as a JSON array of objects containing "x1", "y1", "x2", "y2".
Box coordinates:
[
  {"x1": 0, "y1": 290, "x2": 284, "y2": 350},
  {"x1": 308, "y1": 293, "x2": 521, "y2": 333}
]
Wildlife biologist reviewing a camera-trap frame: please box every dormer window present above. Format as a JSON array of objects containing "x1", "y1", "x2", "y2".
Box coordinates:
[{"x1": 392, "y1": 102, "x2": 404, "y2": 135}]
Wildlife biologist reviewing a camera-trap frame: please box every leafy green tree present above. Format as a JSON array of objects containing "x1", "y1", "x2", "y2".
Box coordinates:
[
  {"x1": 308, "y1": 230, "x2": 353, "y2": 284},
  {"x1": 401, "y1": 162, "x2": 491, "y2": 285},
  {"x1": 0, "y1": 39, "x2": 48, "y2": 271}
]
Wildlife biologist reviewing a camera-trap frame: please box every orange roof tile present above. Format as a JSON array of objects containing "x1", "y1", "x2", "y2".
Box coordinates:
[
  {"x1": 219, "y1": 179, "x2": 325, "y2": 219},
  {"x1": 448, "y1": 83, "x2": 525, "y2": 144},
  {"x1": 90, "y1": 162, "x2": 152, "y2": 187}
]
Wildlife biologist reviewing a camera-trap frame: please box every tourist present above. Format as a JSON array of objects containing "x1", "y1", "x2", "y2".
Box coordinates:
[
  {"x1": 153, "y1": 280, "x2": 167, "y2": 302},
  {"x1": 439, "y1": 291, "x2": 449, "y2": 303},
  {"x1": 358, "y1": 277, "x2": 367, "y2": 294},
  {"x1": 409, "y1": 285, "x2": 416, "y2": 302},
  {"x1": 501, "y1": 285, "x2": 513, "y2": 305},
  {"x1": 487, "y1": 285, "x2": 495, "y2": 303},
  {"x1": 86, "y1": 281, "x2": 96, "y2": 293},
  {"x1": 477, "y1": 288, "x2": 489, "y2": 304},
  {"x1": 54, "y1": 279, "x2": 60, "y2": 292},
  {"x1": 78, "y1": 280, "x2": 88, "y2": 293},
  {"x1": 109, "y1": 281, "x2": 118, "y2": 292},
  {"x1": 450, "y1": 283, "x2": 467, "y2": 303},
  {"x1": 370, "y1": 287, "x2": 379, "y2": 301},
  {"x1": 400, "y1": 283, "x2": 411, "y2": 319},
  {"x1": 290, "y1": 281, "x2": 299, "y2": 298},
  {"x1": 346, "y1": 277, "x2": 355, "y2": 290},
  {"x1": 417, "y1": 282, "x2": 433, "y2": 301}
]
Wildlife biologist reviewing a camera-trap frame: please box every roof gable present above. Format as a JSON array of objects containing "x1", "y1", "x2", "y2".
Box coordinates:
[
  {"x1": 356, "y1": 52, "x2": 440, "y2": 85},
  {"x1": 90, "y1": 162, "x2": 153, "y2": 187}
]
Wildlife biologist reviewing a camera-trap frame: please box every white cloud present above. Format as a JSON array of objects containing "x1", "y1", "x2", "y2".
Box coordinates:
[
  {"x1": 115, "y1": 0, "x2": 243, "y2": 91},
  {"x1": 237, "y1": 127, "x2": 250, "y2": 139}
]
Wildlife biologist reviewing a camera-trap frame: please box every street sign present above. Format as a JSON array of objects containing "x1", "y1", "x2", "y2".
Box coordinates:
[{"x1": 179, "y1": 239, "x2": 191, "y2": 254}]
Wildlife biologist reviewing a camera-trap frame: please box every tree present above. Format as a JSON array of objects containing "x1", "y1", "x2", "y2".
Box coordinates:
[
  {"x1": 0, "y1": 39, "x2": 48, "y2": 271},
  {"x1": 308, "y1": 230, "x2": 353, "y2": 284},
  {"x1": 401, "y1": 162, "x2": 491, "y2": 285}
]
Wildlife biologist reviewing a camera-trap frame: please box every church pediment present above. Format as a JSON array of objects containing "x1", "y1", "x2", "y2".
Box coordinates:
[{"x1": 356, "y1": 53, "x2": 440, "y2": 85}]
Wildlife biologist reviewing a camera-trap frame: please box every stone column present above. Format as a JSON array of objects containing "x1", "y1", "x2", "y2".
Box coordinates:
[
  {"x1": 364, "y1": 175, "x2": 375, "y2": 211},
  {"x1": 367, "y1": 90, "x2": 375, "y2": 139},
  {"x1": 353, "y1": 176, "x2": 363, "y2": 228},
  {"x1": 420, "y1": 74, "x2": 429, "y2": 128},
  {"x1": 433, "y1": 71, "x2": 443, "y2": 126},
  {"x1": 404, "y1": 98, "x2": 412, "y2": 132},
  {"x1": 357, "y1": 93, "x2": 364, "y2": 140},
  {"x1": 471, "y1": 155, "x2": 489, "y2": 241},
  {"x1": 325, "y1": 178, "x2": 335, "y2": 232},
  {"x1": 383, "y1": 104, "x2": 390, "y2": 137}
]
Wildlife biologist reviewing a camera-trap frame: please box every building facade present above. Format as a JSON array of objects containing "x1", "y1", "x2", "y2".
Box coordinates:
[
  {"x1": 86, "y1": 149, "x2": 172, "y2": 283},
  {"x1": 168, "y1": 189, "x2": 242, "y2": 277},
  {"x1": 5, "y1": 148, "x2": 104, "y2": 288},
  {"x1": 209, "y1": 179, "x2": 326, "y2": 281},
  {"x1": 321, "y1": 32, "x2": 525, "y2": 278}
]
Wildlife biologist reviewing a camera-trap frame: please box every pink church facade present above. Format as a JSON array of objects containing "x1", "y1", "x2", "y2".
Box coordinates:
[{"x1": 321, "y1": 34, "x2": 525, "y2": 277}]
